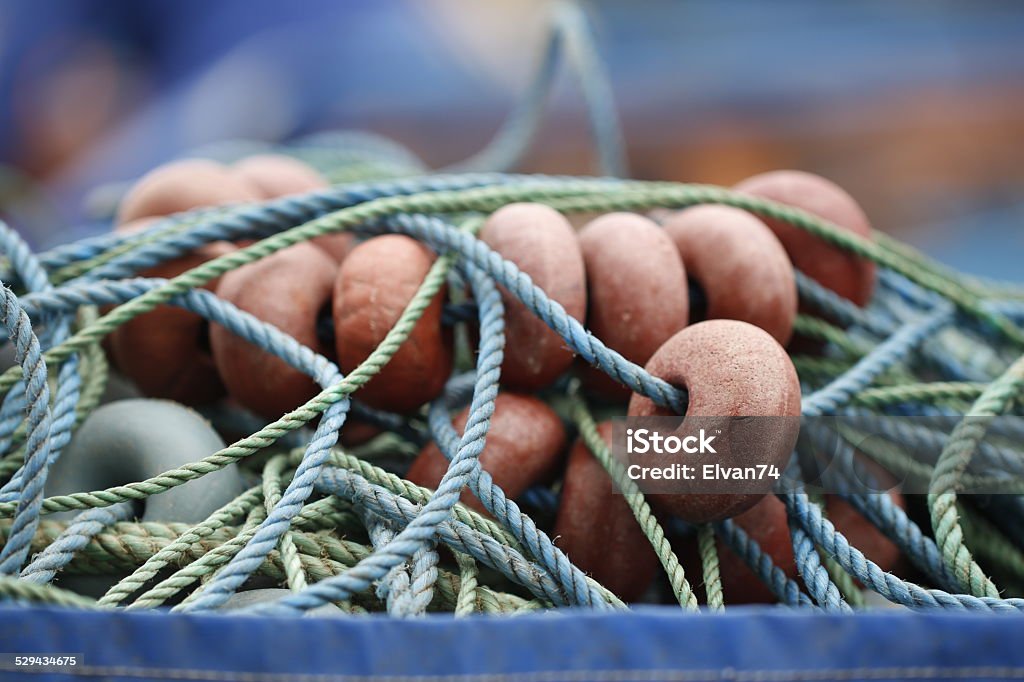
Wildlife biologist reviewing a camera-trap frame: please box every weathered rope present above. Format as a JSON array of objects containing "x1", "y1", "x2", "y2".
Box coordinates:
[{"x1": 0, "y1": 70, "x2": 1022, "y2": 619}]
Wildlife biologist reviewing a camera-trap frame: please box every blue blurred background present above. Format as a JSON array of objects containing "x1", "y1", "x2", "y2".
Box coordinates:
[{"x1": 0, "y1": 0, "x2": 1021, "y2": 278}]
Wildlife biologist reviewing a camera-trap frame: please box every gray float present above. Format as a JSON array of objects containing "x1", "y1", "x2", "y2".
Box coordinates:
[
  {"x1": 220, "y1": 588, "x2": 344, "y2": 617},
  {"x1": 46, "y1": 399, "x2": 246, "y2": 523},
  {"x1": 45, "y1": 399, "x2": 247, "y2": 598}
]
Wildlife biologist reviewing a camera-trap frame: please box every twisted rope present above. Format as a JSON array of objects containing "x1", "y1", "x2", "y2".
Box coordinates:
[{"x1": 0, "y1": 154, "x2": 1022, "y2": 615}]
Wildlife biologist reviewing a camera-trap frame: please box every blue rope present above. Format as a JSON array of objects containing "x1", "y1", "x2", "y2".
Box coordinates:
[
  {"x1": 0, "y1": 165, "x2": 1021, "y2": 612},
  {"x1": 360, "y1": 509, "x2": 438, "y2": 617},
  {"x1": 781, "y1": 486, "x2": 1024, "y2": 611},
  {"x1": 237, "y1": 262, "x2": 510, "y2": 615},
  {"x1": 446, "y1": 2, "x2": 626, "y2": 176},
  {"x1": 243, "y1": 262, "x2": 618, "y2": 615},
  {"x1": 428, "y1": 377, "x2": 612, "y2": 607},
  {"x1": 713, "y1": 517, "x2": 816, "y2": 608},
  {"x1": 0, "y1": 173, "x2": 513, "y2": 282},
  {"x1": 5, "y1": 356, "x2": 81, "y2": 498},
  {"x1": 169, "y1": 332, "x2": 346, "y2": 611},
  {"x1": 313, "y1": 467, "x2": 574, "y2": 605},
  {"x1": 801, "y1": 421, "x2": 965, "y2": 593},
  {"x1": 802, "y1": 304, "x2": 953, "y2": 416},
  {"x1": 375, "y1": 212, "x2": 688, "y2": 413},
  {"x1": 0, "y1": 222, "x2": 74, "y2": 576},
  {"x1": 20, "y1": 502, "x2": 134, "y2": 584},
  {"x1": 0, "y1": 282, "x2": 52, "y2": 575}
]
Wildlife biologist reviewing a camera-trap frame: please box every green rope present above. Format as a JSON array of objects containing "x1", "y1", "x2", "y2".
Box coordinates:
[
  {"x1": 6, "y1": 171, "x2": 1024, "y2": 613},
  {"x1": 145, "y1": 505, "x2": 270, "y2": 610},
  {"x1": 262, "y1": 455, "x2": 308, "y2": 592},
  {"x1": 697, "y1": 524, "x2": 724, "y2": 611},
  {"x1": 0, "y1": 575, "x2": 98, "y2": 608},
  {"x1": 959, "y1": 505, "x2": 1024, "y2": 589},
  {"x1": 929, "y1": 354, "x2": 1024, "y2": 598},
  {"x1": 853, "y1": 382, "x2": 988, "y2": 409},
  {"x1": 6, "y1": 181, "x2": 1022, "y2": 402},
  {"x1": 567, "y1": 386, "x2": 699, "y2": 611},
  {"x1": 0, "y1": 237, "x2": 460, "y2": 520},
  {"x1": 453, "y1": 551, "x2": 480, "y2": 617},
  {"x1": 3, "y1": 517, "x2": 533, "y2": 614}
]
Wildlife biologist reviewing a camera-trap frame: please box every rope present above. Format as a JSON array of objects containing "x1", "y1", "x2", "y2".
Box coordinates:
[
  {"x1": 0, "y1": 170, "x2": 1023, "y2": 612},
  {"x1": 1, "y1": 3, "x2": 1023, "y2": 614},
  {"x1": 0, "y1": 234, "x2": 53, "y2": 573},
  {"x1": 697, "y1": 524, "x2": 725, "y2": 611},
  {"x1": 20, "y1": 502, "x2": 134, "y2": 584},
  {"x1": 928, "y1": 355, "x2": 1024, "y2": 599},
  {"x1": 567, "y1": 389, "x2": 699, "y2": 611}
]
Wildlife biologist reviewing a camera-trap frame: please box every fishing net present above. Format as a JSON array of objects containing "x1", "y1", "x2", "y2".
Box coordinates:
[{"x1": 0, "y1": 3, "x2": 1022, "y2": 616}]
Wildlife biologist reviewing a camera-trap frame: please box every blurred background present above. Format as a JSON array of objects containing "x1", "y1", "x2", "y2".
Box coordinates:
[{"x1": 0, "y1": 0, "x2": 1022, "y2": 279}]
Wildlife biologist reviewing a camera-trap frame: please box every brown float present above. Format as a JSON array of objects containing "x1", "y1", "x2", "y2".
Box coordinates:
[
  {"x1": 479, "y1": 203, "x2": 587, "y2": 390},
  {"x1": 578, "y1": 212, "x2": 688, "y2": 399},
  {"x1": 663, "y1": 205, "x2": 797, "y2": 345},
  {"x1": 406, "y1": 393, "x2": 565, "y2": 513},
  {"x1": 333, "y1": 235, "x2": 453, "y2": 412}
]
